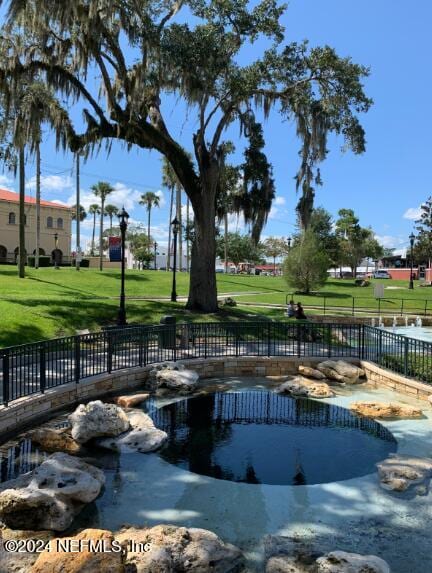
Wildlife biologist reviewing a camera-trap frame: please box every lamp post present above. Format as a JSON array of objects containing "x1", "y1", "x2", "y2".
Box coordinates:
[
  {"x1": 409, "y1": 232, "x2": 415, "y2": 290},
  {"x1": 117, "y1": 207, "x2": 129, "y2": 326},
  {"x1": 287, "y1": 236, "x2": 292, "y2": 251},
  {"x1": 153, "y1": 241, "x2": 158, "y2": 271},
  {"x1": 53, "y1": 233, "x2": 59, "y2": 270},
  {"x1": 171, "y1": 217, "x2": 180, "y2": 302}
]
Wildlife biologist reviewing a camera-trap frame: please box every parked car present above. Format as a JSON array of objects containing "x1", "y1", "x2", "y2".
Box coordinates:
[{"x1": 373, "y1": 270, "x2": 391, "y2": 279}]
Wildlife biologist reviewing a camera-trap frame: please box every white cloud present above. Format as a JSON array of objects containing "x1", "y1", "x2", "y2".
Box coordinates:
[
  {"x1": 403, "y1": 206, "x2": 422, "y2": 221},
  {"x1": 0, "y1": 173, "x2": 14, "y2": 189},
  {"x1": 67, "y1": 181, "x2": 142, "y2": 212},
  {"x1": 268, "y1": 207, "x2": 279, "y2": 220},
  {"x1": 50, "y1": 199, "x2": 68, "y2": 207},
  {"x1": 155, "y1": 189, "x2": 166, "y2": 208},
  {"x1": 274, "y1": 196, "x2": 286, "y2": 206},
  {"x1": 374, "y1": 234, "x2": 406, "y2": 249},
  {"x1": 27, "y1": 174, "x2": 73, "y2": 192}
]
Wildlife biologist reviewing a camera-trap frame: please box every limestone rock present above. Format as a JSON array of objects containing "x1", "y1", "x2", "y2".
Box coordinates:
[
  {"x1": 316, "y1": 550, "x2": 390, "y2": 573},
  {"x1": 149, "y1": 362, "x2": 199, "y2": 393},
  {"x1": 115, "y1": 524, "x2": 243, "y2": 572},
  {"x1": 30, "y1": 529, "x2": 124, "y2": 573},
  {"x1": 277, "y1": 376, "x2": 334, "y2": 399},
  {"x1": 31, "y1": 427, "x2": 82, "y2": 455},
  {"x1": 0, "y1": 453, "x2": 105, "y2": 531},
  {"x1": 350, "y1": 401, "x2": 422, "y2": 419},
  {"x1": 317, "y1": 361, "x2": 365, "y2": 384},
  {"x1": 68, "y1": 400, "x2": 130, "y2": 444},
  {"x1": 377, "y1": 454, "x2": 432, "y2": 493},
  {"x1": 298, "y1": 366, "x2": 326, "y2": 380},
  {"x1": 96, "y1": 410, "x2": 167, "y2": 454},
  {"x1": 114, "y1": 393, "x2": 150, "y2": 408},
  {"x1": 265, "y1": 555, "x2": 312, "y2": 572}
]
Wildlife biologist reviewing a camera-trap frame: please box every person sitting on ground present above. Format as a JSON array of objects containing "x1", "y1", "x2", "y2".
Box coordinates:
[
  {"x1": 287, "y1": 300, "x2": 296, "y2": 318},
  {"x1": 295, "y1": 302, "x2": 307, "y2": 320}
]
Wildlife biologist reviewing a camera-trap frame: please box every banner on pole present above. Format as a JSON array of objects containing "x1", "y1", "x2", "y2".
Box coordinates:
[{"x1": 109, "y1": 236, "x2": 122, "y2": 262}]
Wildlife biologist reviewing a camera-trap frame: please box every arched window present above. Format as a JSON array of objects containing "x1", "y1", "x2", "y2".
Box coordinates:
[
  {"x1": 47, "y1": 216, "x2": 53, "y2": 228},
  {"x1": 57, "y1": 217, "x2": 63, "y2": 229},
  {"x1": 8, "y1": 212, "x2": 16, "y2": 225}
]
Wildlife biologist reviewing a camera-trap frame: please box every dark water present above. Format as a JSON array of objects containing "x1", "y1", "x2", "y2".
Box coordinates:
[{"x1": 150, "y1": 391, "x2": 397, "y2": 486}]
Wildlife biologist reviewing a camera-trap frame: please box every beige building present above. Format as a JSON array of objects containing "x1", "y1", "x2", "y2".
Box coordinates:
[{"x1": 0, "y1": 188, "x2": 72, "y2": 264}]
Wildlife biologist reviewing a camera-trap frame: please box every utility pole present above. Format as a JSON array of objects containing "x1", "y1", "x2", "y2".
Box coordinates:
[{"x1": 35, "y1": 142, "x2": 41, "y2": 269}]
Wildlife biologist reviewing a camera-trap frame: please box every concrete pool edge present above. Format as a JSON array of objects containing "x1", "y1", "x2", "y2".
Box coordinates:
[{"x1": 1, "y1": 355, "x2": 431, "y2": 439}]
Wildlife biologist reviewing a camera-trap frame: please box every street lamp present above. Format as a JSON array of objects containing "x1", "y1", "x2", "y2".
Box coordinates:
[
  {"x1": 287, "y1": 236, "x2": 292, "y2": 251},
  {"x1": 171, "y1": 216, "x2": 180, "y2": 302},
  {"x1": 117, "y1": 207, "x2": 129, "y2": 326},
  {"x1": 53, "y1": 233, "x2": 59, "y2": 270},
  {"x1": 153, "y1": 241, "x2": 158, "y2": 271},
  {"x1": 409, "y1": 232, "x2": 415, "y2": 290}
]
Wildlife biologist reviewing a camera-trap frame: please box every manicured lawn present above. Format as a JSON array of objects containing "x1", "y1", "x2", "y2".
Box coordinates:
[{"x1": 1, "y1": 266, "x2": 431, "y2": 347}]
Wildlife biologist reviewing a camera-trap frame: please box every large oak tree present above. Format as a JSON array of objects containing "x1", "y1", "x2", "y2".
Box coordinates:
[{"x1": 0, "y1": 0, "x2": 371, "y2": 310}]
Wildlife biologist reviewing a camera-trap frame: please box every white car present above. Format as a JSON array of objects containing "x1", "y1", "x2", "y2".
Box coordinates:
[{"x1": 373, "y1": 270, "x2": 391, "y2": 279}]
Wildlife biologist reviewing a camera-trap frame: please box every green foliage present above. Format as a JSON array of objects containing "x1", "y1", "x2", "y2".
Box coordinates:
[
  {"x1": 414, "y1": 197, "x2": 432, "y2": 264},
  {"x1": 283, "y1": 229, "x2": 330, "y2": 294},
  {"x1": 215, "y1": 232, "x2": 264, "y2": 265}
]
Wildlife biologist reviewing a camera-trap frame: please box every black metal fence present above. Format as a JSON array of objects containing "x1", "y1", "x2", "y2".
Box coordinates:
[{"x1": 0, "y1": 321, "x2": 431, "y2": 406}]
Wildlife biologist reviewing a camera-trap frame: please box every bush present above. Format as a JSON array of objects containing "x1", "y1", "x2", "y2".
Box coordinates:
[
  {"x1": 27, "y1": 256, "x2": 51, "y2": 267},
  {"x1": 72, "y1": 258, "x2": 90, "y2": 268},
  {"x1": 283, "y1": 230, "x2": 330, "y2": 294}
]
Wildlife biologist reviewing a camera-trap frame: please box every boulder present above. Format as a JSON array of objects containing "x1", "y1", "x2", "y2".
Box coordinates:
[
  {"x1": 316, "y1": 551, "x2": 390, "y2": 573},
  {"x1": 31, "y1": 427, "x2": 82, "y2": 455},
  {"x1": 298, "y1": 366, "x2": 326, "y2": 380},
  {"x1": 96, "y1": 410, "x2": 167, "y2": 454},
  {"x1": 149, "y1": 362, "x2": 199, "y2": 393},
  {"x1": 0, "y1": 453, "x2": 105, "y2": 531},
  {"x1": 115, "y1": 524, "x2": 243, "y2": 572},
  {"x1": 114, "y1": 393, "x2": 150, "y2": 408},
  {"x1": 317, "y1": 361, "x2": 365, "y2": 384},
  {"x1": 265, "y1": 551, "x2": 390, "y2": 573},
  {"x1": 350, "y1": 401, "x2": 423, "y2": 419},
  {"x1": 30, "y1": 529, "x2": 124, "y2": 573},
  {"x1": 377, "y1": 454, "x2": 432, "y2": 493},
  {"x1": 69, "y1": 400, "x2": 130, "y2": 444},
  {"x1": 277, "y1": 376, "x2": 334, "y2": 399}
]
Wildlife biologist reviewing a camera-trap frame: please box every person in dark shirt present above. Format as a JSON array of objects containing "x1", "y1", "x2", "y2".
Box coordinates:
[
  {"x1": 287, "y1": 300, "x2": 296, "y2": 318},
  {"x1": 295, "y1": 302, "x2": 307, "y2": 320}
]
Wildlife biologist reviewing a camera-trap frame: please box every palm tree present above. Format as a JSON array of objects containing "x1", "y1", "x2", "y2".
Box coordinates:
[
  {"x1": 88, "y1": 204, "x2": 101, "y2": 256},
  {"x1": 71, "y1": 204, "x2": 87, "y2": 222},
  {"x1": 91, "y1": 181, "x2": 114, "y2": 270},
  {"x1": 139, "y1": 191, "x2": 160, "y2": 246},
  {"x1": 104, "y1": 204, "x2": 119, "y2": 232}
]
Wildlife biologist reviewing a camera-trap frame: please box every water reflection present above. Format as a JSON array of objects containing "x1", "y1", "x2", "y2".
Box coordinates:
[{"x1": 151, "y1": 391, "x2": 397, "y2": 486}]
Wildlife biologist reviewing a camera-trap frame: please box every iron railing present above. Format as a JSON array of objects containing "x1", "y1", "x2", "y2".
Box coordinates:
[{"x1": 0, "y1": 322, "x2": 431, "y2": 406}]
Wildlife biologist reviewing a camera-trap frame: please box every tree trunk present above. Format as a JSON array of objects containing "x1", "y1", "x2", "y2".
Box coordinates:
[
  {"x1": 75, "y1": 153, "x2": 81, "y2": 271},
  {"x1": 18, "y1": 146, "x2": 26, "y2": 278},
  {"x1": 35, "y1": 142, "x2": 41, "y2": 270},
  {"x1": 91, "y1": 214, "x2": 96, "y2": 255},
  {"x1": 177, "y1": 184, "x2": 182, "y2": 271},
  {"x1": 167, "y1": 186, "x2": 174, "y2": 271},
  {"x1": 186, "y1": 197, "x2": 190, "y2": 273},
  {"x1": 186, "y1": 198, "x2": 218, "y2": 312},
  {"x1": 99, "y1": 199, "x2": 104, "y2": 271},
  {"x1": 147, "y1": 207, "x2": 151, "y2": 245},
  {"x1": 224, "y1": 212, "x2": 228, "y2": 274}
]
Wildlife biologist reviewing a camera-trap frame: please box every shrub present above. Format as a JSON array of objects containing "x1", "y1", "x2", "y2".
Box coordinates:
[
  {"x1": 283, "y1": 230, "x2": 329, "y2": 294},
  {"x1": 27, "y1": 256, "x2": 51, "y2": 267}
]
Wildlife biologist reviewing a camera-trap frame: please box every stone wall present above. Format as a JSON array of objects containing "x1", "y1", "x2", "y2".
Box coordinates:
[{"x1": 0, "y1": 356, "x2": 430, "y2": 440}]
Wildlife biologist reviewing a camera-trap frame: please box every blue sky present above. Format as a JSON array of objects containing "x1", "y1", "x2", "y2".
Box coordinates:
[{"x1": 1, "y1": 0, "x2": 430, "y2": 254}]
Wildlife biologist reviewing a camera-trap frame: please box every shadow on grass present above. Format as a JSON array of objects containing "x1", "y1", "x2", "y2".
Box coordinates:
[
  {"x1": 27, "y1": 276, "x2": 106, "y2": 299},
  {"x1": 219, "y1": 278, "x2": 286, "y2": 293},
  {"x1": 0, "y1": 323, "x2": 47, "y2": 348}
]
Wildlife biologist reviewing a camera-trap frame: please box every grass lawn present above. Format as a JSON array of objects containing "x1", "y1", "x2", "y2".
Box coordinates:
[{"x1": 1, "y1": 266, "x2": 431, "y2": 348}]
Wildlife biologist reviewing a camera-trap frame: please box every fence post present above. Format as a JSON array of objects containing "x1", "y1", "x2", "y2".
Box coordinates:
[
  {"x1": 40, "y1": 346, "x2": 46, "y2": 394},
  {"x1": 2, "y1": 351, "x2": 10, "y2": 407},
  {"x1": 138, "y1": 328, "x2": 144, "y2": 367},
  {"x1": 400, "y1": 299, "x2": 404, "y2": 316},
  {"x1": 404, "y1": 337, "x2": 409, "y2": 376},
  {"x1": 352, "y1": 298, "x2": 355, "y2": 316},
  {"x1": 235, "y1": 327, "x2": 239, "y2": 357},
  {"x1": 74, "y1": 336, "x2": 81, "y2": 383},
  {"x1": 107, "y1": 332, "x2": 113, "y2": 374},
  {"x1": 267, "y1": 323, "x2": 271, "y2": 357},
  {"x1": 360, "y1": 325, "x2": 365, "y2": 360},
  {"x1": 203, "y1": 324, "x2": 207, "y2": 359},
  {"x1": 377, "y1": 328, "x2": 383, "y2": 364},
  {"x1": 297, "y1": 323, "x2": 301, "y2": 357},
  {"x1": 328, "y1": 325, "x2": 332, "y2": 358}
]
